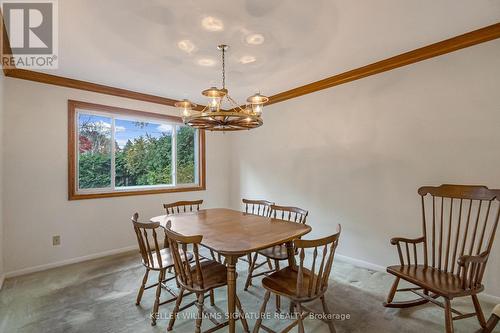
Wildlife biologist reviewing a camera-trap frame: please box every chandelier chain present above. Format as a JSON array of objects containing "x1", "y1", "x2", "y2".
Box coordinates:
[{"x1": 221, "y1": 46, "x2": 226, "y2": 89}]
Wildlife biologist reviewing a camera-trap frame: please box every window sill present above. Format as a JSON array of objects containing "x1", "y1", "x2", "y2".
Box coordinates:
[{"x1": 69, "y1": 184, "x2": 206, "y2": 200}]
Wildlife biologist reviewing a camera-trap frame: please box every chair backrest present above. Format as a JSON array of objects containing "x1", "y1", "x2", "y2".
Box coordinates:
[
  {"x1": 242, "y1": 199, "x2": 274, "y2": 217},
  {"x1": 418, "y1": 185, "x2": 500, "y2": 277},
  {"x1": 270, "y1": 204, "x2": 308, "y2": 224},
  {"x1": 131, "y1": 213, "x2": 166, "y2": 269},
  {"x1": 164, "y1": 200, "x2": 203, "y2": 215},
  {"x1": 165, "y1": 228, "x2": 205, "y2": 292},
  {"x1": 294, "y1": 225, "x2": 341, "y2": 300}
]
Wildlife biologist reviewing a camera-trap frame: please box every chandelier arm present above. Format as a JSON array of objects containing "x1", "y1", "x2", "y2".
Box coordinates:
[{"x1": 226, "y1": 95, "x2": 247, "y2": 112}]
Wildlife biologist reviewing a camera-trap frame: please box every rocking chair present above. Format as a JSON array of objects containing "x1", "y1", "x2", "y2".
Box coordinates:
[{"x1": 384, "y1": 184, "x2": 500, "y2": 333}]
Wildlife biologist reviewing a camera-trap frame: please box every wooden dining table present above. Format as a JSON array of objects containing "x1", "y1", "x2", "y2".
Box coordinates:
[{"x1": 150, "y1": 208, "x2": 311, "y2": 333}]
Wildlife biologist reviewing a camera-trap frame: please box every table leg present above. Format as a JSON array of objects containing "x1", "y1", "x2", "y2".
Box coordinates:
[
  {"x1": 226, "y1": 255, "x2": 238, "y2": 333},
  {"x1": 286, "y1": 241, "x2": 296, "y2": 269}
]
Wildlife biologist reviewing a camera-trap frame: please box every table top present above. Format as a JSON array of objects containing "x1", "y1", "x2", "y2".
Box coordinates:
[{"x1": 150, "y1": 208, "x2": 311, "y2": 255}]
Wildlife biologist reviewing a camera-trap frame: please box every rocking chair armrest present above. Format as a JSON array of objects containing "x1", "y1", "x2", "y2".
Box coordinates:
[
  {"x1": 457, "y1": 251, "x2": 489, "y2": 267},
  {"x1": 390, "y1": 236, "x2": 425, "y2": 246}
]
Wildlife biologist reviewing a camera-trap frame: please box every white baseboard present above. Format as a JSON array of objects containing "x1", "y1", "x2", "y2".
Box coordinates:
[
  {"x1": 479, "y1": 293, "x2": 500, "y2": 304},
  {"x1": 4, "y1": 245, "x2": 138, "y2": 279},
  {"x1": 335, "y1": 253, "x2": 500, "y2": 305},
  {"x1": 336, "y1": 253, "x2": 386, "y2": 272}
]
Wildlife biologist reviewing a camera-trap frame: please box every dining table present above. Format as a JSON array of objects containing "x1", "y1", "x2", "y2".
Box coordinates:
[{"x1": 150, "y1": 208, "x2": 311, "y2": 333}]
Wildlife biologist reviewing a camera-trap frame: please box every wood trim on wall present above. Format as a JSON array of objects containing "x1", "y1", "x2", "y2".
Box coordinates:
[
  {"x1": 262, "y1": 23, "x2": 500, "y2": 107},
  {"x1": 225, "y1": 22, "x2": 500, "y2": 111},
  {"x1": 7, "y1": 69, "x2": 206, "y2": 110},
  {"x1": 68, "y1": 100, "x2": 206, "y2": 200},
  {"x1": 2, "y1": 6, "x2": 499, "y2": 111},
  {"x1": 0, "y1": 9, "x2": 205, "y2": 109}
]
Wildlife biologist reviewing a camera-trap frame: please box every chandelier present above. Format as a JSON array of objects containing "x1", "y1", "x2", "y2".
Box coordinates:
[{"x1": 174, "y1": 44, "x2": 268, "y2": 131}]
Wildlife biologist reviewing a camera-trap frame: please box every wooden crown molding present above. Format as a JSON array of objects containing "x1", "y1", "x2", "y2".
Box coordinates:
[
  {"x1": 5, "y1": 68, "x2": 208, "y2": 110},
  {"x1": 0, "y1": 9, "x2": 206, "y2": 110},
  {"x1": 263, "y1": 22, "x2": 500, "y2": 108},
  {"x1": 2, "y1": 4, "x2": 499, "y2": 110}
]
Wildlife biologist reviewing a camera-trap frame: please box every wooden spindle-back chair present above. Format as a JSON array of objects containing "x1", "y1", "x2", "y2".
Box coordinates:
[
  {"x1": 165, "y1": 228, "x2": 250, "y2": 333},
  {"x1": 240, "y1": 199, "x2": 275, "y2": 270},
  {"x1": 254, "y1": 226, "x2": 341, "y2": 333},
  {"x1": 164, "y1": 200, "x2": 203, "y2": 215},
  {"x1": 243, "y1": 199, "x2": 274, "y2": 217},
  {"x1": 245, "y1": 204, "x2": 309, "y2": 311},
  {"x1": 271, "y1": 205, "x2": 308, "y2": 224},
  {"x1": 163, "y1": 199, "x2": 217, "y2": 261},
  {"x1": 131, "y1": 213, "x2": 189, "y2": 326},
  {"x1": 384, "y1": 184, "x2": 500, "y2": 333}
]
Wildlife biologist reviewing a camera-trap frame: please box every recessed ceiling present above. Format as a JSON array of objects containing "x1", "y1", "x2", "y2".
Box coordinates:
[{"x1": 29, "y1": 0, "x2": 500, "y2": 105}]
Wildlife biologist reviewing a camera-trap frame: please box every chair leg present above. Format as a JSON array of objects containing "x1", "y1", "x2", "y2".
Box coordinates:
[
  {"x1": 136, "y1": 268, "x2": 149, "y2": 305},
  {"x1": 267, "y1": 258, "x2": 273, "y2": 270},
  {"x1": 472, "y1": 294, "x2": 487, "y2": 328},
  {"x1": 478, "y1": 312, "x2": 499, "y2": 333},
  {"x1": 289, "y1": 301, "x2": 295, "y2": 315},
  {"x1": 210, "y1": 289, "x2": 215, "y2": 306},
  {"x1": 444, "y1": 298, "x2": 455, "y2": 333},
  {"x1": 384, "y1": 277, "x2": 400, "y2": 305},
  {"x1": 296, "y1": 303, "x2": 305, "y2": 333},
  {"x1": 253, "y1": 290, "x2": 271, "y2": 333},
  {"x1": 151, "y1": 270, "x2": 164, "y2": 326},
  {"x1": 247, "y1": 253, "x2": 253, "y2": 270},
  {"x1": 244, "y1": 252, "x2": 259, "y2": 291},
  {"x1": 321, "y1": 295, "x2": 337, "y2": 333},
  {"x1": 274, "y1": 260, "x2": 281, "y2": 312},
  {"x1": 195, "y1": 293, "x2": 205, "y2": 333},
  {"x1": 168, "y1": 287, "x2": 185, "y2": 331},
  {"x1": 236, "y1": 295, "x2": 250, "y2": 333}
]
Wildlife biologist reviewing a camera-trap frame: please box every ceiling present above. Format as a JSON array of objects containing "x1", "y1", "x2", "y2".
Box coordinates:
[{"x1": 30, "y1": 0, "x2": 500, "y2": 105}]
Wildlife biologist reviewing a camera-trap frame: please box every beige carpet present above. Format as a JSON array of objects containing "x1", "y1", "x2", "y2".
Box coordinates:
[{"x1": 0, "y1": 251, "x2": 497, "y2": 332}]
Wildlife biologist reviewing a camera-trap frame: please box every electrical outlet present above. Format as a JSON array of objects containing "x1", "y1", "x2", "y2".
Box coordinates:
[{"x1": 53, "y1": 235, "x2": 61, "y2": 246}]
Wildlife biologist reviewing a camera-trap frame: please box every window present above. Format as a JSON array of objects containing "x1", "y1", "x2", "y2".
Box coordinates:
[{"x1": 68, "y1": 100, "x2": 205, "y2": 200}]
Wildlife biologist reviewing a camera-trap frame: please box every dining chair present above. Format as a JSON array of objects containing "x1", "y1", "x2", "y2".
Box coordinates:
[
  {"x1": 131, "y1": 213, "x2": 191, "y2": 326},
  {"x1": 163, "y1": 200, "x2": 217, "y2": 262},
  {"x1": 245, "y1": 204, "x2": 308, "y2": 312},
  {"x1": 165, "y1": 228, "x2": 250, "y2": 333},
  {"x1": 253, "y1": 226, "x2": 341, "y2": 333},
  {"x1": 243, "y1": 198, "x2": 274, "y2": 217},
  {"x1": 163, "y1": 200, "x2": 204, "y2": 215},
  {"x1": 240, "y1": 199, "x2": 275, "y2": 269},
  {"x1": 384, "y1": 184, "x2": 500, "y2": 333}
]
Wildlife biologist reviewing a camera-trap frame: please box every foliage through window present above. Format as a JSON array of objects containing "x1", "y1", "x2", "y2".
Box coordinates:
[{"x1": 69, "y1": 101, "x2": 205, "y2": 199}]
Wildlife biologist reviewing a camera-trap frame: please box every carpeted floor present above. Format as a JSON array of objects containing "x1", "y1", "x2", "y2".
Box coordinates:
[{"x1": 0, "y1": 250, "x2": 497, "y2": 332}]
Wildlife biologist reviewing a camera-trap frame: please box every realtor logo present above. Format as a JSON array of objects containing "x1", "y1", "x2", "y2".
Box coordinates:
[{"x1": 1, "y1": 0, "x2": 58, "y2": 69}]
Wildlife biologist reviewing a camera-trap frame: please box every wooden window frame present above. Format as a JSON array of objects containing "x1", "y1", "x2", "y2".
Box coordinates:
[{"x1": 68, "y1": 100, "x2": 206, "y2": 200}]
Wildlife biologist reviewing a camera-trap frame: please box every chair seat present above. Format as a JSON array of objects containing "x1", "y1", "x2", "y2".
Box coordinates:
[
  {"x1": 262, "y1": 266, "x2": 323, "y2": 300},
  {"x1": 188, "y1": 260, "x2": 231, "y2": 291},
  {"x1": 258, "y1": 244, "x2": 289, "y2": 260},
  {"x1": 387, "y1": 264, "x2": 483, "y2": 297},
  {"x1": 144, "y1": 248, "x2": 193, "y2": 270}
]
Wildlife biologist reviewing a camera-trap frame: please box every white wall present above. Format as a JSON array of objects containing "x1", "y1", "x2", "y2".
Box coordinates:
[
  {"x1": 2, "y1": 78, "x2": 230, "y2": 274},
  {"x1": 0, "y1": 71, "x2": 4, "y2": 288},
  {"x1": 227, "y1": 40, "x2": 500, "y2": 297}
]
